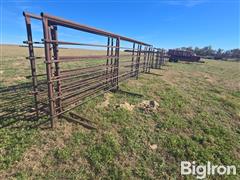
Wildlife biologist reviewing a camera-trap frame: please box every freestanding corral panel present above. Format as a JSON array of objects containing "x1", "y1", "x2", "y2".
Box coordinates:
[{"x1": 23, "y1": 12, "x2": 154, "y2": 127}]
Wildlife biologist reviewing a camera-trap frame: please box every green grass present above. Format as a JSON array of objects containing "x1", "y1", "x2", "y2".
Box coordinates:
[
  {"x1": 0, "y1": 45, "x2": 240, "y2": 179},
  {"x1": 0, "y1": 128, "x2": 38, "y2": 170}
]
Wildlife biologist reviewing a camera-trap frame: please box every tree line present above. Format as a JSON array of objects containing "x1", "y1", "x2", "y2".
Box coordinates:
[{"x1": 176, "y1": 46, "x2": 240, "y2": 60}]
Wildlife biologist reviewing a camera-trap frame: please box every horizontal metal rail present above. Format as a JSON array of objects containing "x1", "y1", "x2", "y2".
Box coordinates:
[
  {"x1": 22, "y1": 11, "x2": 160, "y2": 128},
  {"x1": 41, "y1": 12, "x2": 151, "y2": 46}
]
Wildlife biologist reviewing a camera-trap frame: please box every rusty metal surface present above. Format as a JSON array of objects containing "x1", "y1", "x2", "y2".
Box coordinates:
[
  {"x1": 151, "y1": 48, "x2": 167, "y2": 69},
  {"x1": 41, "y1": 13, "x2": 150, "y2": 46},
  {"x1": 21, "y1": 12, "x2": 164, "y2": 128},
  {"x1": 168, "y1": 49, "x2": 200, "y2": 62}
]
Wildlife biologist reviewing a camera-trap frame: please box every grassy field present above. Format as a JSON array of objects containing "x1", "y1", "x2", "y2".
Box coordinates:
[{"x1": 0, "y1": 45, "x2": 240, "y2": 179}]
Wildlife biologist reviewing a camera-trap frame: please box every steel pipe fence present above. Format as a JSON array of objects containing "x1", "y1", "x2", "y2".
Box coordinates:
[
  {"x1": 150, "y1": 48, "x2": 167, "y2": 69},
  {"x1": 23, "y1": 12, "x2": 164, "y2": 127}
]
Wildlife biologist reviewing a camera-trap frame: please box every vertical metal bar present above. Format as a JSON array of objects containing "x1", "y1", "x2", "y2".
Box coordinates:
[
  {"x1": 146, "y1": 46, "x2": 150, "y2": 73},
  {"x1": 131, "y1": 42, "x2": 135, "y2": 76},
  {"x1": 50, "y1": 26, "x2": 62, "y2": 114},
  {"x1": 151, "y1": 48, "x2": 155, "y2": 69},
  {"x1": 106, "y1": 37, "x2": 110, "y2": 86},
  {"x1": 162, "y1": 49, "x2": 165, "y2": 66},
  {"x1": 135, "y1": 44, "x2": 139, "y2": 77},
  {"x1": 139, "y1": 45, "x2": 143, "y2": 72},
  {"x1": 136, "y1": 44, "x2": 142, "y2": 79},
  {"x1": 110, "y1": 38, "x2": 114, "y2": 87},
  {"x1": 148, "y1": 47, "x2": 152, "y2": 73},
  {"x1": 42, "y1": 16, "x2": 55, "y2": 128},
  {"x1": 162, "y1": 49, "x2": 164, "y2": 67},
  {"x1": 24, "y1": 15, "x2": 39, "y2": 118},
  {"x1": 151, "y1": 48, "x2": 153, "y2": 69},
  {"x1": 163, "y1": 49, "x2": 166, "y2": 65},
  {"x1": 159, "y1": 49, "x2": 162, "y2": 68},
  {"x1": 153, "y1": 49, "x2": 156, "y2": 68},
  {"x1": 113, "y1": 37, "x2": 119, "y2": 89},
  {"x1": 143, "y1": 46, "x2": 147, "y2": 72},
  {"x1": 158, "y1": 49, "x2": 160, "y2": 68},
  {"x1": 115, "y1": 37, "x2": 120, "y2": 90},
  {"x1": 113, "y1": 38, "x2": 117, "y2": 88},
  {"x1": 155, "y1": 49, "x2": 158, "y2": 69},
  {"x1": 139, "y1": 45, "x2": 142, "y2": 76}
]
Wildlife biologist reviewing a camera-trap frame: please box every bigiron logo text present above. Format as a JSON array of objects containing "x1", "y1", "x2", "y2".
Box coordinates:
[{"x1": 181, "y1": 161, "x2": 237, "y2": 179}]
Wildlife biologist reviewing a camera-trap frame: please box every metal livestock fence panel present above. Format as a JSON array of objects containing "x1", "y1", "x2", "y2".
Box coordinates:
[
  {"x1": 150, "y1": 48, "x2": 167, "y2": 69},
  {"x1": 23, "y1": 12, "x2": 157, "y2": 128}
]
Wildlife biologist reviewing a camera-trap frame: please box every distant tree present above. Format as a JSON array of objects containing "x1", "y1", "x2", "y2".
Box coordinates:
[
  {"x1": 194, "y1": 47, "x2": 202, "y2": 55},
  {"x1": 173, "y1": 46, "x2": 240, "y2": 60},
  {"x1": 202, "y1": 46, "x2": 215, "y2": 56},
  {"x1": 223, "y1": 50, "x2": 231, "y2": 58},
  {"x1": 230, "y1": 49, "x2": 240, "y2": 58},
  {"x1": 180, "y1": 47, "x2": 187, "y2": 51},
  {"x1": 216, "y1": 48, "x2": 224, "y2": 55},
  {"x1": 183, "y1": 46, "x2": 192, "y2": 52}
]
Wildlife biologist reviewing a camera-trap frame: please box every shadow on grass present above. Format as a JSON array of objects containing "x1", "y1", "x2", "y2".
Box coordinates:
[
  {"x1": 115, "y1": 89, "x2": 144, "y2": 98},
  {"x1": 0, "y1": 82, "x2": 50, "y2": 129},
  {"x1": 162, "y1": 63, "x2": 171, "y2": 67},
  {"x1": 147, "y1": 72, "x2": 164, "y2": 77},
  {"x1": 178, "y1": 61, "x2": 204, "y2": 65}
]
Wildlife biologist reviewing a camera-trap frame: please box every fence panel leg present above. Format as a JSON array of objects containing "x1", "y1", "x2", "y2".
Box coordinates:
[
  {"x1": 42, "y1": 16, "x2": 56, "y2": 128},
  {"x1": 51, "y1": 26, "x2": 62, "y2": 115},
  {"x1": 24, "y1": 15, "x2": 39, "y2": 118}
]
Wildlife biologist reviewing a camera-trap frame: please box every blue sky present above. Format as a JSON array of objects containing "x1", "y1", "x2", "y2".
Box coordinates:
[{"x1": 1, "y1": 0, "x2": 239, "y2": 50}]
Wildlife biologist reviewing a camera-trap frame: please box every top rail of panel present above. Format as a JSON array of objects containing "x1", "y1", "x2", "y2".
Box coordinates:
[{"x1": 23, "y1": 11, "x2": 151, "y2": 46}]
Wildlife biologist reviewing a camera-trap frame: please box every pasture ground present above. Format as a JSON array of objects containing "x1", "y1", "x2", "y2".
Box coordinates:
[{"x1": 0, "y1": 45, "x2": 240, "y2": 179}]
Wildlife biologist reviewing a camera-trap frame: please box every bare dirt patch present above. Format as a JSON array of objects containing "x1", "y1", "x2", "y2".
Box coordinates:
[
  {"x1": 12, "y1": 76, "x2": 26, "y2": 81},
  {"x1": 203, "y1": 74, "x2": 215, "y2": 83},
  {"x1": 117, "y1": 102, "x2": 135, "y2": 111},
  {"x1": 97, "y1": 93, "x2": 113, "y2": 108},
  {"x1": 138, "y1": 100, "x2": 159, "y2": 112},
  {"x1": 149, "y1": 144, "x2": 158, "y2": 150}
]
